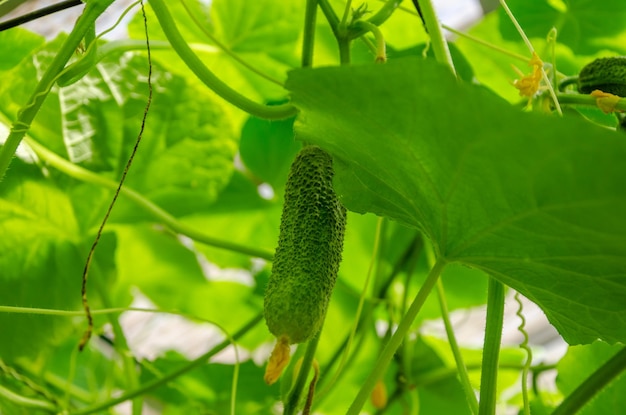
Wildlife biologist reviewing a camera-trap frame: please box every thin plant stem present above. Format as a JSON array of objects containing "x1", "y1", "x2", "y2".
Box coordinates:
[
  {"x1": 437, "y1": 279, "x2": 479, "y2": 415},
  {"x1": 285, "y1": 331, "x2": 322, "y2": 415},
  {"x1": 318, "y1": 0, "x2": 339, "y2": 36},
  {"x1": 551, "y1": 346, "x2": 626, "y2": 415},
  {"x1": 441, "y1": 24, "x2": 529, "y2": 62},
  {"x1": 348, "y1": 0, "x2": 402, "y2": 39},
  {"x1": 478, "y1": 278, "x2": 506, "y2": 415},
  {"x1": 148, "y1": 0, "x2": 295, "y2": 120},
  {"x1": 424, "y1": 240, "x2": 477, "y2": 414},
  {"x1": 498, "y1": 0, "x2": 532, "y2": 52},
  {"x1": 302, "y1": 0, "x2": 318, "y2": 67},
  {"x1": 23, "y1": 137, "x2": 274, "y2": 260},
  {"x1": 416, "y1": 0, "x2": 456, "y2": 76},
  {"x1": 0, "y1": 0, "x2": 115, "y2": 182},
  {"x1": 367, "y1": 0, "x2": 402, "y2": 26},
  {"x1": 557, "y1": 93, "x2": 626, "y2": 111},
  {"x1": 340, "y1": 0, "x2": 353, "y2": 30},
  {"x1": 346, "y1": 258, "x2": 447, "y2": 415}
]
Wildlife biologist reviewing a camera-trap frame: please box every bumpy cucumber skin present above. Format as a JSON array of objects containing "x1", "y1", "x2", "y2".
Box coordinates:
[
  {"x1": 264, "y1": 145, "x2": 347, "y2": 344},
  {"x1": 578, "y1": 56, "x2": 626, "y2": 97}
]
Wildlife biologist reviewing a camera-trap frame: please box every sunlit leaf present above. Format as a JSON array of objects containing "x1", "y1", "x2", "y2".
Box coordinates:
[{"x1": 0, "y1": 163, "x2": 82, "y2": 359}]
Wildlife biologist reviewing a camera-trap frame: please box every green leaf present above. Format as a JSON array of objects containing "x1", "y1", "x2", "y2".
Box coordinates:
[
  {"x1": 59, "y1": 53, "x2": 238, "y2": 217},
  {"x1": 239, "y1": 115, "x2": 301, "y2": 189},
  {"x1": 409, "y1": 335, "x2": 473, "y2": 415},
  {"x1": 556, "y1": 342, "x2": 626, "y2": 415},
  {"x1": 0, "y1": 163, "x2": 83, "y2": 359},
  {"x1": 113, "y1": 224, "x2": 261, "y2": 334},
  {"x1": 0, "y1": 28, "x2": 45, "y2": 72},
  {"x1": 499, "y1": 0, "x2": 626, "y2": 54},
  {"x1": 286, "y1": 57, "x2": 626, "y2": 345}
]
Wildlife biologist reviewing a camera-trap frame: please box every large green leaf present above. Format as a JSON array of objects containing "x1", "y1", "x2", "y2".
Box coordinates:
[
  {"x1": 0, "y1": 163, "x2": 83, "y2": 359},
  {"x1": 1, "y1": 37, "x2": 237, "y2": 219},
  {"x1": 61, "y1": 53, "x2": 238, "y2": 217},
  {"x1": 239, "y1": 115, "x2": 301, "y2": 189},
  {"x1": 286, "y1": 57, "x2": 626, "y2": 345}
]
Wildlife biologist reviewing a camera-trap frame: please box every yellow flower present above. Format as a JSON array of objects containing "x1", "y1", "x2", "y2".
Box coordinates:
[
  {"x1": 264, "y1": 335, "x2": 291, "y2": 385},
  {"x1": 512, "y1": 52, "x2": 544, "y2": 99},
  {"x1": 590, "y1": 89, "x2": 622, "y2": 114}
]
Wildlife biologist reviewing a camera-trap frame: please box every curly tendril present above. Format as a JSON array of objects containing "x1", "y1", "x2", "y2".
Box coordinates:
[{"x1": 515, "y1": 291, "x2": 532, "y2": 415}]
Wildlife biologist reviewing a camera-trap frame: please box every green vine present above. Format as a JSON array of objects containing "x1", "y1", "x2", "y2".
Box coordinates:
[
  {"x1": 148, "y1": 0, "x2": 296, "y2": 120},
  {"x1": 416, "y1": 0, "x2": 456, "y2": 75},
  {"x1": 179, "y1": 0, "x2": 284, "y2": 85},
  {"x1": 437, "y1": 279, "x2": 479, "y2": 414},
  {"x1": 24, "y1": 137, "x2": 274, "y2": 260},
  {"x1": 284, "y1": 333, "x2": 322, "y2": 415},
  {"x1": 302, "y1": 0, "x2": 318, "y2": 67},
  {"x1": 0, "y1": 384, "x2": 57, "y2": 413}
]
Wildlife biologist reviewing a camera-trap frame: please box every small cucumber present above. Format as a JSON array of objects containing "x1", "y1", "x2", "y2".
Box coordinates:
[
  {"x1": 578, "y1": 56, "x2": 626, "y2": 97},
  {"x1": 264, "y1": 145, "x2": 346, "y2": 345}
]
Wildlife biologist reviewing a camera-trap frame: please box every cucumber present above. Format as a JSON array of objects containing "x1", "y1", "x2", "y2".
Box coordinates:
[
  {"x1": 578, "y1": 56, "x2": 626, "y2": 97},
  {"x1": 264, "y1": 145, "x2": 347, "y2": 345}
]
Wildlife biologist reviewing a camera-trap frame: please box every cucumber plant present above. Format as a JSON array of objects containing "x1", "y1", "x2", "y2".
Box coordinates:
[{"x1": 1, "y1": 1, "x2": 626, "y2": 415}]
